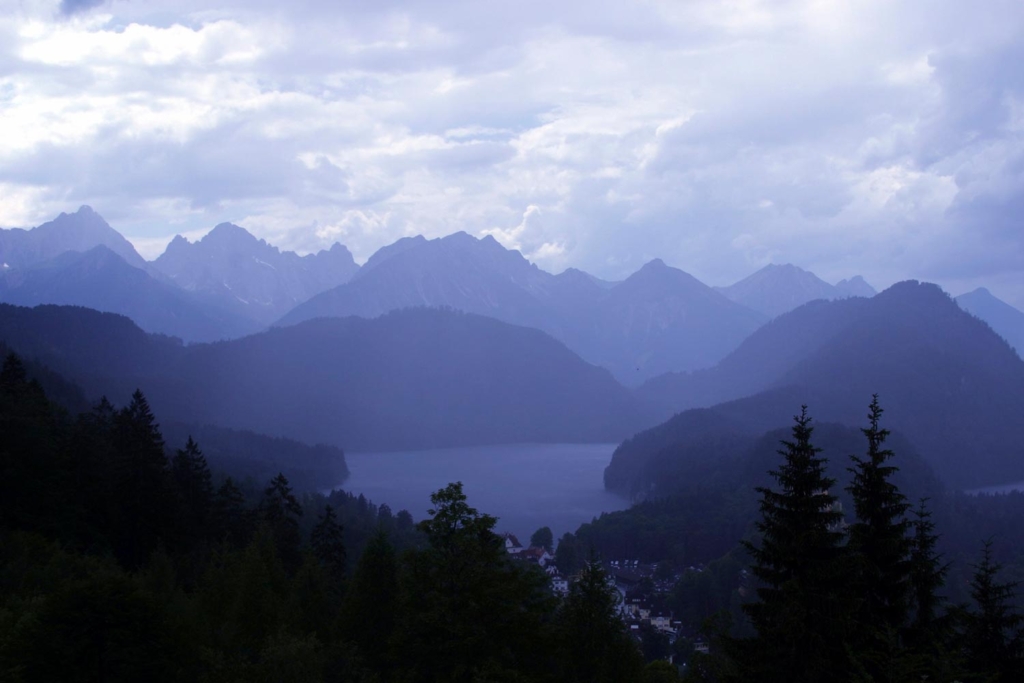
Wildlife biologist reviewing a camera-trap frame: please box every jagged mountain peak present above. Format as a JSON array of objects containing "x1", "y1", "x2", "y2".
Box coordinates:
[
  {"x1": 834, "y1": 274, "x2": 877, "y2": 298},
  {"x1": 151, "y1": 221, "x2": 359, "y2": 324},
  {"x1": 0, "y1": 206, "x2": 147, "y2": 270}
]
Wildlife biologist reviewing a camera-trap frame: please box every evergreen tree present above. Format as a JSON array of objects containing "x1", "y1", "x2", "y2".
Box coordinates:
[
  {"x1": 340, "y1": 530, "x2": 399, "y2": 677},
  {"x1": 530, "y1": 526, "x2": 554, "y2": 552},
  {"x1": 555, "y1": 531, "x2": 585, "y2": 576},
  {"x1": 959, "y1": 539, "x2": 1024, "y2": 681},
  {"x1": 310, "y1": 504, "x2": 346, "y2": 588},
  {"x1": 903, "y1": 498, "x2": 957, "y2": 680},
  {"x1": 845, "y1": 395, "x2": 913, "y2": 679},
  {"x1": 907, "y1": 498, "x2": 949, "y2": 640},
  {"x1": 213, "y1": 476, "x2": 252, "y2": 548},
  {"x1": 733, "y1": 407, "x2": 853, "y2": 682},
  {"x1": 259, "y1": 473, "x2": 303, "y2": 572},
  {"x1": 395, "y1": 481, "x2": 554, "y2": 682},
  {"x1": 0, "y1": 352, "x2": 61, "y2": 535},
  {"x1": 111, "y1": 389, "x2": 171, "y2": 568},
  {"x1": 170, "y1": 436, "x2": 214, "y2": 549},
  {"x1": 555, "y1": 557, "x2": 645, "y2": 683}
]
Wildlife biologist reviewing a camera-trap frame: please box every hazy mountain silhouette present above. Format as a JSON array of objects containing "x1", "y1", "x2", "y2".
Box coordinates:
[
  {"x1": 717, "y1": 263, "x2": 876, "y2": 318},
  {"x1": 279, "y1": 232, "x2": 554, "y2": 328},
  {"x1": 560, "y1": 258, "x2": 766, "y2": 382},
  {"x1": 604, "y1": 410, "x2": 944, "y2": 508},
  {"x1": 0, "y1": 206, "x2": 147, "y2": 270},
  {"x1": 0, "y1": 246, "x2": 260, "y2": 342},
  {"x1": 161, "y1": 422, "x2": 349, "y2": 492},
  {"x1": 834, "y1": 275, "x2": 876, "y2": 298},
  {"x1": 153, "y1": 222, "x2": 359, "y2": 324},
  {"x1": 629, "y1": 281, "x2": 1024, "y2": 490},
  {"x1": 278, "y1": 233, "x2": 765, "y2": 384},
  {"x1": 956, "y1": 287, "x2": 1024, "y2": 357},
  {"x1": 0, "y1": 304, "x2": 646, "y2": 451}
]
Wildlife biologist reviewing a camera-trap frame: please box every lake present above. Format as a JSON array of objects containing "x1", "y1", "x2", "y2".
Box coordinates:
[{"x1": 335, "y1": 443, "x2": 630, "y2": 541}]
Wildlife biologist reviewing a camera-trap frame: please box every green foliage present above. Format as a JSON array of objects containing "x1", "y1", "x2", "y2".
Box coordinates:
[
  {"x1": 644, "y1": 659, "x2": 681, "y2": 683},
  {"x1": 395, "y1": 481, "x2": 558, "y2": 682},
  {"x1": 555, "y1": 531, "x2": 585, "y2": 575},
  {"x1": 845, "y1": 396, "x2": 913, "y2": 679},
  {"x1": 259, "y1": 473, "x2": 303, "y2": 571},
  {"x1": 530, "y1": 525, "x2": 554, "y2": 552},
  {"x1": 958, "y1": 539, "x2": 1024, "y2": 680},
  {"x1": 734, "y1": 407, "x2": 855, "y2": 682},
  {"x1": 6, "y1": 353, "x2": 1024, "y2": 683},
  {"x1": 554, "y1": 559, "x2": 644, "y2": 683},
  {"x1": 310, "y1": 504, "x2": 346, "y2": 588},
  {"x1": 340, "y1": 530, "x2": 398, "y2": 676}
]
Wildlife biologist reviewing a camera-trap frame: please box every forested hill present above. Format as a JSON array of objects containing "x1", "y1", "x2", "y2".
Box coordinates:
[
  {"x1": 622, "y1": 282, "x2": 1024, "y2": 491},
  {"x1": 0, "y1": 246, "x2": 260, "y2": 342},
  {"x1": 0, "y1": 304, "x2": 647, "y2": 451},
  {"x1": 585, "y1": 419, "x2": 944, "y2": 563},
  {"x1": 623, "y1": 281, "x2": 1024, "y2": 490},
  {"x1": 604, "y1": 392, "x2": 945, "y2": 502}
]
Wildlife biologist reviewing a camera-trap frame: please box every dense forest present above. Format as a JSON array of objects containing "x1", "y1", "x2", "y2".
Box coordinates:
[
  {"x1": 4, "y1": 345, "x2": 1024, "y2": 681},
  {"x1": 558, "y1": 400, "x2": 1024, "y2": 681},
  {"x1": 0, "y1": 352, "x2": 650, "y2": 682}
]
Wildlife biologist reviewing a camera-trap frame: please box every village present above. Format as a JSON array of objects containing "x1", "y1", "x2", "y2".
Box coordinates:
[{"x1": 501, "y1": 533, "x2": 710, "y2": 663}]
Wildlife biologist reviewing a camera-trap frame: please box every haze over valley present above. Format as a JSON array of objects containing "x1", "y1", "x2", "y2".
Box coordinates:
[{"x1": 4, "y1": 2, "x2": 1024, "y2": 678}]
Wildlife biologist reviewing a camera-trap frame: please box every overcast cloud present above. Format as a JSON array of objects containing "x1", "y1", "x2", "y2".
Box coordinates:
[{"x1": 1, "y1": 0, "x2": 1022, "y2": 305}]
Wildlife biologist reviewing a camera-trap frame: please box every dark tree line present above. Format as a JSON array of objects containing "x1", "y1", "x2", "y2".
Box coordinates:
[
  {"x1": 692, "y1": 398, "x2": 1024, "y2": 683},
  {"x1": 0, "y1": 352, "x2": 651, "y2": 683}
]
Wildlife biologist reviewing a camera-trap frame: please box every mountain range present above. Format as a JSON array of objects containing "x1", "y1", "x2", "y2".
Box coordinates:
[
  {"x1": 0, "y1": 206, "x2": 146, "y2": 271},
  {"x1": 0, "y1": 245, "x2": 259, "y2": 342},
  {"x1": 956, "y1": 287, "x2": 1024, "y2": 357},
  {"x1": 4, "y1": 207, "x2": 1024, "y2": 494},
  {"x1": 17, "y1": 206, "x2": 1024, "y2": 390},
  {"x1": 278, "y1": 233, "x2": 768, "y2": 384},
  {"x1": 0, "y1": 207, "x2": 358, "y2": 342},
  {"x1": 0, "y1": 303, "x2": 646, "y2": 451},
  {"x1": 716, "y1": 263, "x2": 877, "y2": 318},
  {"x1": 152, "y1": 222, "x2": 360, "y2": 324},
  {"x1": 616, "y1": 281, "x2": 1024, "y2": 492}
]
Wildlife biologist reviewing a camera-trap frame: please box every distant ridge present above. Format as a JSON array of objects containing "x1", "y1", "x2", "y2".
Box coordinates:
[
  {"x1": 0, "y1": 303, "x2": 648, "y2": 451},
  {"x1": 717, "y1": 263, "x2": 876, "y2": 318},
  {"x1": 0, "y1": 246, "x2": 259, "y2": 342},
  {"x1": 153, "y1": 222, "x2": 359, "y2": 324},
  {"x1": 629, "y1": 281, "x2": 1024, "y2": 490},
  {"x1": 278, "y1": 234, "x2": 766, "y2": 384},
  {"x1": 956, "y1": 287, "x2": 1024, "y2": 357},
  {"x1": 0, "y1": 206, "x2": 147, "y2": 270}
]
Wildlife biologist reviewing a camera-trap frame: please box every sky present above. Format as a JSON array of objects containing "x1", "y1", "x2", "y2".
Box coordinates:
[{"x1": 1, "y1": 0, "x2": 1022, "y2": 306}]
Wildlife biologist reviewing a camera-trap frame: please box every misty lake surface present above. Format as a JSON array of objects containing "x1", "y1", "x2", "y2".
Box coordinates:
[{"x1": 338, "y1": 443, "x2": 630, "y2": 540}]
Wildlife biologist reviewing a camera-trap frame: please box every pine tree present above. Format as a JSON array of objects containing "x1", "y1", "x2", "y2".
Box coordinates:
[
  {"x1": 960, "y1": 539, "x2": 1024, "y2": 681},
  {"x1": 734, "y1": 406, "x2": 853, "y2": 682},
  {"x1": 170, "y1": 436, "x2": 214, "y2": 548},
  {"x1": 845, "y1": 395, "x2": 913, "y2": 679},
  {"x1": 341, "y1": 530, "x2": 399, "y2": 677},
  {"x1": 112, "y1": 389, "x2": 171, "y2": 567},
  {"x1": 310, "y1": 505, "x2": 347, "y2": 588},
  {"x1": 555, "y1": 558, "x2": 644, "y2": 683},
  {"x1": 907, "y1": 498, "x2": 949, "y2": 640},
  {"x1": 903, "y1": 498, "x2": 957, "y2": 680},
  {"x1": 259, "y1": 473, "x2": 303, "y2": 572},
  {"x1": 213, "y1": 476, "x2": 252, "y2": 547},
  {"x1": 530, "y1": 526, "x2": 554, "y2": 552},
  {"x1": 395, "y1": 482, "x2": 554, "y2": 682}
]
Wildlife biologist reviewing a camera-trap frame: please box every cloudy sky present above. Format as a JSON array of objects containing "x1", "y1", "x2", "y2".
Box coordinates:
[{"x1": 1, "y1": 0, "x2": 1022, "y2": 305}]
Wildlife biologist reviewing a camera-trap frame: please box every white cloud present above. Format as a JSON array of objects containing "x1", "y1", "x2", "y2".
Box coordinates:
[{"x1": 0, "y1": 0, "x2": 1022, "y2": 304}]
